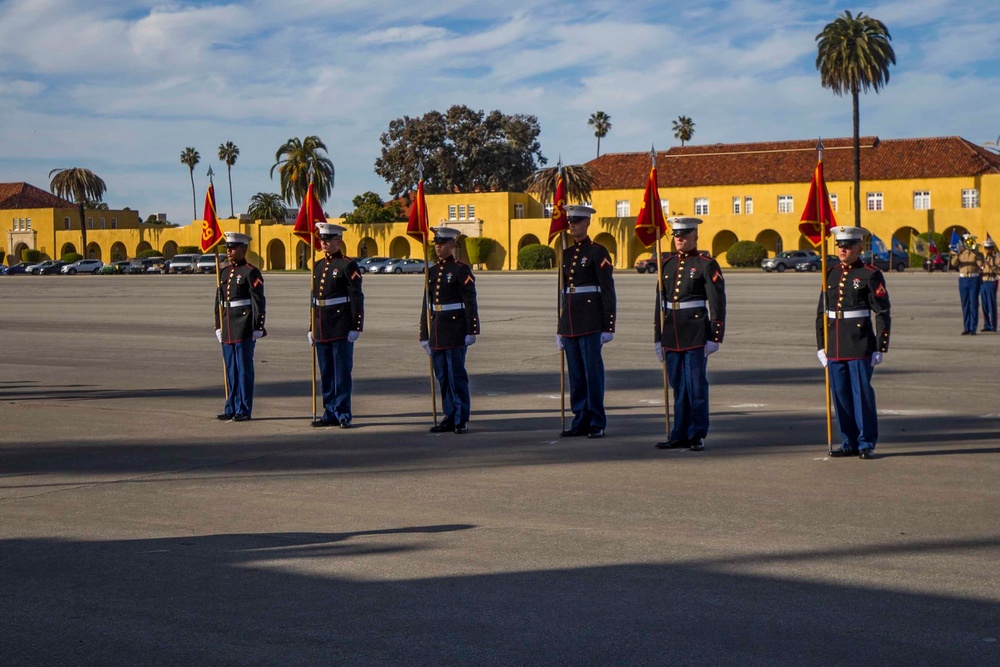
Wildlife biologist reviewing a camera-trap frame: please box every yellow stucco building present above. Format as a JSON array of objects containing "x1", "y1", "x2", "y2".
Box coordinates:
[{"x1": 5, "y1": 136, "x2": 998, "y2": 270}]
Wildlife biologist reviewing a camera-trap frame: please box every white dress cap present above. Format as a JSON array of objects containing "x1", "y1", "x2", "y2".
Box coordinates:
[{"x1": 224, "y1": 231, "x2": 251, "y2": 245}]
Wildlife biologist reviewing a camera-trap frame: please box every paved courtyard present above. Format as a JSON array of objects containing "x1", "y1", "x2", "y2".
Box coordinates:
[{"x1": 1, "y1": 269, "x2": 998, "y2": 665}]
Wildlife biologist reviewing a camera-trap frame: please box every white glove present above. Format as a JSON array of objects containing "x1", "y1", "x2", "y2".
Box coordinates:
[
  {"x1": 704, "y1": 341, "x2": 720, "y2": 358},
  {"x1": 307, "y1": 332, "x2": 314, "y2": 346},
  {"x1": 464, "y1": 335, "x2": 476, "y2": 346},
  {"x1": 420, "y1": 340, "x2": 432, "y2": 356},
  {"x1": 215, "y1": 329, "x2": 222, "y2": 343},
  {"x1": 871, "y1": 351, "x2": 884, "y2": 367},
  {"x1": 654, "y1": 343, "x2": 664, "y2": 363},
  {"x1": 600, "y1": 332, "x2": 614, "y2": 345},
  {"x1": 555, "y1": 334, "x2": 564, "y2": 351},
  {"x1": 252, "y1": 330, "x2": 263, "y2": 340},
  {"x1": 347, "y1": 331, "x2": 360, "y2": 343},
  {"x1": 817, "y1": 349, "x2": 828, "y2": 368}
]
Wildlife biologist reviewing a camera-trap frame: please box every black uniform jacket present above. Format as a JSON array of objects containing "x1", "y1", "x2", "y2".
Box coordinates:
[
  {"x1": 654, "y1": 250, "x2": 726, "y2": 351},
  {"x1": 816, "y1": 259, "x2": 891, "y2": 360},
  {"x1": 557, "y1": 237, "x2": 616, "y2": 337},
  {"x1": 419, "y1": 256, "x2": 480, "y2": 350},
  {"x1": 215, "y1": 260, "x2": 266, "y2": 344},
  {"x1": 311, "y1": 251, "x2": 364, "y2": 342}
]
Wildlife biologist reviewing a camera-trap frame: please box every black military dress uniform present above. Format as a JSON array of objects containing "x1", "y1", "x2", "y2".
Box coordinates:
[{"x1": 215, "y1": 256, "x2": 266, "y2": 420}]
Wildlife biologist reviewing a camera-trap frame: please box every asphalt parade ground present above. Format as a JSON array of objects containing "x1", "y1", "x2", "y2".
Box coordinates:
[{"x1": 1, "y1": 269, "x2": 998, "y2": 666}]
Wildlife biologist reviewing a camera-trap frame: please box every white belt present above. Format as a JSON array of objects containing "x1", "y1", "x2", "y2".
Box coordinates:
[
  {"x1": 959, "y1": 274, "x2": 980, "y2": 279},
  {"x1": 432, "y1": 303, "x2": 464, "y2": 312},
  {"x1": 662, "y1": 300, "x2": 707, "y2": 310},
  {"x1": 314, "y1": 296, "x2": 348, "y2": 307},
  {"x1": 565, "y1": 286, "x2": 600, "y2": 294},
  {"x1": 227, "y1": 299, "x2": 251, "y2": 307},
  {"x1": 827, "y1": 309, "x2": 869, "y2": 319}
]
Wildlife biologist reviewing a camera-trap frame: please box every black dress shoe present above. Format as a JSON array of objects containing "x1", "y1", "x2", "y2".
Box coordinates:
[
  {"x1": 559, "y1": 427, "x2": 588, "y2": 437},
  {"x1": 454, "y1": 423, "x2": 468, "y2": 434},
  {"x1": 655, "y1": 438, "x2": 688, "y2": 449},
  {"x1": 429, "y1": 421, "x2": 454, "y2": 433},
  {"x1": 233, "y1": 414, "x2": 251, "y2": 422},
  {"x1": 217, "y1": 413, "x2": 234, "y2": 421},
  {"x1": 961, "y1": 330, "x2": 971, "y2": 335},
  {"x1": 858, "y1": 448, "x2": 876, "y2": 459},
  {"x1": 688, "y1": 438, "x2": 705, "y2": 451},
  {"x1": 587, "y1": 427, "x2": 605, "y2": 439},
  {"x1": 311, "y1": 417, "x2": 334, "y2": 427},
  {"x1": 339, "y1": 418, "x2": 352, "y2": 429},
  {"x1": 830, "y1": 446, "x2": 859, "y2": 457}
]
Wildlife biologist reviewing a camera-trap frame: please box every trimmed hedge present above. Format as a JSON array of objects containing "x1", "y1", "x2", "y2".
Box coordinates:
[
  {"x1": 137, "y1": 249, "x2": 165, "y2": 259},
  {"x1": 22, "y1": 249, "x2": 42, "y2": 263},
  {"x1": 518, "y1": 244, "x2": 555, "y2": 270},
  {"x1": 464, "y1": 237, "x2": 495, "y2": 267},
  {"x1": 178, "y1": 245, "x2": 200, "y2": 254},
  {"x1": 61, "y1": 252, "x2": 84, "y2": 263},
  {"x1": 726, "y1": 240, "x2": 768, "y2": 267}
]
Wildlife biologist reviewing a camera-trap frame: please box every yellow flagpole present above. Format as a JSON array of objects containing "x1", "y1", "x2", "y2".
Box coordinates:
[
  {"x1": 215, "y1": 250, "x2": 228, "y2": 401},
  {"x1": 558, "y1": 231, "x2": 567, "y2": 431},
  {"x1": 306, "y1": 178, "x2": 318, "y2": 422},
  {"x1": 817, "y1": 143, "x2": 833, "y2": 452},
  {"x1": 655, "y1": 231, "x2": 671, "y2": 436},
  {"x1": 423, "y1": 233, "x2": 438, "y2": 426}
]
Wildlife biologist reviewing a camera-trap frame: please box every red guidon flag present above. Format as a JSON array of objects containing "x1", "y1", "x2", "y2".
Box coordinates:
[
  {"x1": 798, "y1": 158, "x2": 837, "y2": 246},
  {"x1": 634, "y1": 165, "x2": 667, "y2": 247},
  {"x1": 406, "y1": 179, "x2": 430, "y2": 243},
  {"x1": 547, "y1": 170, "x2": 568, "y2": 242},
  {"x1": 200, "y1": 182, "x2": 224, "y2": 253},
  {"x1": 293, "y1": 182, "x2": 326, "y2": 250}
]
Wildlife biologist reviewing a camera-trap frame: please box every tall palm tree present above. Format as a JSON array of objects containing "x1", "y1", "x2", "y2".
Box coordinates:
[
  {"x1": 270, "y1": 136, "x2": 335, "y2": 206},
  {"x1": 180, "y1": 147, "x2": 200, "y2": 220},
  {"x1": 816, "y1": 10, "x2": 895, "y2": 226},
  {"x1": 672, "y1": 116, "x2": 695, "y2": 146},
  {"x1": 48, "y1": 167, "x2": 107, "y2": 257},
  {"x1": 218, "y1": 141, "x2": 240, "y2": 218},
  {"x1": 247, "y1": 192, "x2": 288, "y2": 223},
  {"x1": 588, "y1": 111, "x2": 612, "y2": 158},
  {"x1": 526, "y1": 164, "x2": 596, "y2": 206}
]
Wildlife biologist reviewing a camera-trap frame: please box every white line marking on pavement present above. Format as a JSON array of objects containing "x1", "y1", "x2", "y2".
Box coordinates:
[{"x1": 731, "y1": 403, "x2": 767, "y2": 408}]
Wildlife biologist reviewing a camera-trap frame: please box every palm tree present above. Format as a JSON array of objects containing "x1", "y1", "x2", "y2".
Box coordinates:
[
  {"x1": 526, "y1": 164, "x2": 596, "y2": 206},
  {"x1": 270, "y1": 136, "x2": 335, "y2": 206},
  {"x1": 48, "y1": 168, "x2": 107, "y2": 257},
  {"x1": 816, "y1": 10, "x2": 895, "y2": 226},
  {"x1": 218, "y1": 142, "x2": 240, "y2": 218},
  {"x1": 247, "y1": 192, "x2": 288, "y2": 223},
  {"x1": 672, "y1": 116, "x2": 695, "y2": 146},
  {"x1": 588, "y1": 111, "x2": 612, "y2": 158},
  {"x1": 180, "y1": 147, "x2": 200, "y2": 220}
]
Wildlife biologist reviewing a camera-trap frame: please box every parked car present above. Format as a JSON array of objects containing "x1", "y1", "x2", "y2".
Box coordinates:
[
  {"x1": 861, "y1": 251, "x2": 908, "y2": 272},
  {"x1": 3, "y1": 262, "x2": 34, "y2": 275},
  {"x1": 38, "y1": 260, "x2": 68, "y2": 275},
  {"x1": 61, "y1": 259, "x2": 104, "y2": 275},
  {"x1": 127, "y1": 257, "x2": 166, "y2": 274},
  {"x1": 923, "y1": 254, "x2": 947, "y2": 272},
  {"x1": 794, "y1": 255, "x2": 841, "y2": 272},
  {"x1": 761, "y1": 250, "x2": 818, "y2": 272},
  {"x1": 378, "y1": 258, "x2": 426, "y2": 274},
  {"x1": 168, "y1": 254, "x2": 200, "y2": 274},
  {"x1": 362, "y1": 257, "x2": 394, "y2": 274},
  {"x1": 634, "y1": 253, "x2": 667, "y2": 274},
  {"x1": 357, "y1": 256, "x2": 390, "y2": 274},
  {"x1": 196, "y1": 254, "x2": 229, "y2": 273},
  {"x1": 27, "y1": 260, "x2": 56, "y2": 275},
  {"x1": 148, "y1": 257, "x2": 169, "y2": 274}
]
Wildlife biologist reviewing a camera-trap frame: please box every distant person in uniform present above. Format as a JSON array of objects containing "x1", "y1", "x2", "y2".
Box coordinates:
[
  {"x1": 817, "y1": 226, "x2": 891, "y2": 459},
  {"x1": 653, "y1": 217, "x2": 726, "y2": 452},
  {"x1": 950, "y1": 233, "x2": 984, "y2": 335},
  {"x1": 419, "y1": 226, "x2": 479, "y2": 434},
  {"x1": 555, "y1": 205, "x2": 616, "y2": 439},
  {"x1": 308, "y1": 223, "x2": 364, "y2": 428},
  {"x1": 979, "y1": 236, "x2": 998, "y2": 332},
  {"x1": 215, "y1": 232, "x2": 266, "y2": 422}
]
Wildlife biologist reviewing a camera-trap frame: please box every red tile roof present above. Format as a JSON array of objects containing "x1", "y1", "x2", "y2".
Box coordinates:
[
  {"x1": 0, "y1": 182, "x2": 75, "y2": 209},
  {"x1": 587, "y1": 137, "x2": 1000, "y2": 190}
]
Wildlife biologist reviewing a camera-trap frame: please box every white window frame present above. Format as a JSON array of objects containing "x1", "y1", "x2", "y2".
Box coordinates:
[
  {"x1": 64, "y1": 216, "x2": 71, "y2": 230},
  {"x1": 513, "y1": 203, "x2": 524, "y2": 219},
  {"x1": 458, "y1": 205, "x2": 466, "y2": 220},
  {"x1": 100, "y1": 217, "x2": 106, "y2": 229},
  {"x1": 732, "y1": 196, "x2": 741, "y2": 215},
  {"x1": 660, "y1": 198, "x2": 669, "y2": 216},
  {"x1": 867, "y1": 192, "x2": 883, "y2": 212},
  {"x1": 26, "y1": 218, "x2": 31, "y2": 230},
  {"x1": 544, "y1": 202, "x2": 554, "y2": 218},
  {"x1": 467, "y1": 204, "x2": 476, "y2": 220},
  {"x1": 87, "y1": 217, "x2": 94, "y2": 229},
  {"x1": 744, "y1": 196, "x2": 753, "y2": 214},
  {"x1": 448, "y1": 205, "x2": 457, "y2": 220},
  {"x1": 829, "y1": 194, "x2": 838, "y2": 212},
  {"x1": 615, "y1": 200, "x2": 630, "y2": 217},
  {"x1": 778, "y1": 195, "x2": 794, "y2": 214},
  {"x1": 694, "y1": 198, "x2": 709, "y2": 216},
  {"x1": 913, "y1": 191, "x2": 931, "y2": 210},
  {"x1": 962, "y1": 188, "x2": 979, "y2": 209},
  {"x1": 111, "y1": 218, "x2": 117, "y2": 229}
]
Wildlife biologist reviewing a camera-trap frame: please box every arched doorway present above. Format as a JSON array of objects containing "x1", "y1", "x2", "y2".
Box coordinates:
[
  {"x1": 941, "y1": 225, "x2": 969, "y2": 251},
  {"x1": 136, "y1": 241, "x2": 152, "y2": 255},
  {"x1": 519, "y1": 234, "x2": 541, "y2": 250},
  {"x1": 296, "y1": 241, "x2": 311, "y2": 270},
  {"x1": 12, "y1": 242, "x2": 28, "y2": 263},
  {"x1": 389, "y1": 236, "x2": 411, "y2": 258},
  {"x1": 111, "y1": 242, "x2": 127, "y2": 261},
  {"x1": 755, "y1": 229, "x2": 782, "y2": 256},
  {"x1": 267, "y1": 239, "x2": 286, "y2": 270},
  {"x1": 162, "y1": 240, "x2": 178, "y2": 258},
  {"x1": 593, "y1": 232, "x2": 617, "y2": 266},
  {"x1": 892, "y1": 226, "x2": 920, "y2": 248},
  {"x1": 60, "y1": 242, "x2": 77, "y2": 257},
  {"x1": 86, "y1": 243, "x2": 102, "y2": 260},
  {"x1": 357, "y1": 237, "x2": 377, "y2": 258},
  {"x1": 712, "y1": 230, "x2": 738, "y2": 265}
]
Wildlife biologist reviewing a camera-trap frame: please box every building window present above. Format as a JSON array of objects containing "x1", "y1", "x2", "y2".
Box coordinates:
[
  {"x1": 778, "y1": 195, "x2": 794, "y2": 214},
  {"x1": 64, "y1": 216, "x2": 71, "y2": 230},
  {"x1": 829, "y1": 194, "x2": 838, "y2": 212},
  {"x1": 26, "y1": 218, "x2": 31, "y2": 230},
  {"x1": 467, "y1": 204, "x2": 476, "y2": 220},
  {"x1": 87, "y1": 217, "x2": 94, "y2": 229},
  {"x1": 694, "y1": 198, "x2": 709, "y2": 216},
  {"x1": 457, "y1": 205, "x2": 466, "y2": 220},
  {"x1": 660, "y1": 199, "x2": 669, "y2": 216},
  {"x1": 448, "y1": 205, "x2": 457, "y2": 220},
  {"x1": 866, "y1": 192, "x2": 883, "y2": 211},
  {"x1": 514, "y1": 203, "x2": 524, "y2": 219},
  {"x1": 744, "y1": 196, "x2": 753, "y2": 214},
  {"x1": 111, "y1": 218, "x2": 117, "y2": 229},
  {"x1": 962, "y1": 188, "x2": 980, "y2": 209},
  {"x1": 732, "y1": 197, "x2": 741, "y2": 215},
  {"x1": 20, "y1": 218, "x2": 26, "y2": 231},
  {"x1": 544, "y1": 202, "x2": 554, "y2": 218},
  {"x1": 616, "y1": 200, "x2": 630, "y2": 217},
  {"x1": 913, "y1": 191, "x2": 931, "y2": 210},
  {"x1": 100, "y1": 217, "x2": 106, "y2": 229}
]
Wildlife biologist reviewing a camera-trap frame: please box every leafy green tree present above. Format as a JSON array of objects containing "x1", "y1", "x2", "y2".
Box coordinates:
[
  {"x1": 672, "y1": 116, "x2": 695, "y2": 146},
  {"x1": 816, "y1": 10, "x2": 895, "y2": 226},
  {"x1": 463, "y1": 237, "x2": 496, "y2": 269},
  {"x1": 48, "y1": 167, "x2": 107, "y2": 255},
  {"x1": 526, "y1": 164, "x2": 596, "y2": 206},
  {"x1": 341, "y1": 192, "x2": 406, "y2": 225},
  {"x1": 588, "y1": 111, "x2": 612, "y2": 158},
  {"x1": 375, "y1": 105, "x2": 546, "y2": 198},
  {"x1": 180, "y1": 147, "x2": 200, "y2": 220},
  {"x1": 247, "y1": 192, "x2": 289, "y2": 223},
  {"x1": 270, "y1": 136, "x2": 335, "y2": 206},
  {"x1": 218, "y1": 141, "x2": 240, "y2": 218}
]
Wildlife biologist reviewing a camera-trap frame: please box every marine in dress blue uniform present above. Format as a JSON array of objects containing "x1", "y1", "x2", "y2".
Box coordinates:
[
  {"x1": 215, "y1": 232, "x2": 266, "y2": 422},
  {"x1": 816, "y1": 226, "x2": 891, "y2": 459},
  {"x1": 419, "y1": 226, "x2": 480, "y2": 434},
  {"x1": 950, "y1": 234, "x2": 984, "y2": 335},
  {"x1": 556, "y1": 205, "x2": 616, "y2": 439},
  {"x1": 309, "y1": 223, "x2": 364, "y2": 428},
  {"x1": 653, "y1": 217, "x2": 726, "y2": 451},
  {"x1": 979, "y1": 237, "x2": 998, "y2": 332}
]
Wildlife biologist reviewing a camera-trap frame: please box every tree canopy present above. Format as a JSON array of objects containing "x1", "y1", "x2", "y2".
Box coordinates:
[
  {"x1": 588, "y1": 111, "x2": 612, "y2": 158},
  {"x1": 672, "y1": 116, "x2": 695, "y2": 146},
  {"x1": 271, "y1": 136, "x2": 335, "y2": 206},
  {"x1": 340, "y1": 192, "x2": 406, "y2": 226},
  {"x1": 374, "y1": 105, "x2": 546, "y2": 198}
]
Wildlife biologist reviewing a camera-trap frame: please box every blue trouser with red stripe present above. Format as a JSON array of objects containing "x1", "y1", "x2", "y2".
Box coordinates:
[
  {"x1": 222, "y1": 339, "x2": 256, "y2": 418},
  {"x1": 981, "y1": 280, "x2": 997, "y2": 331},
  {"x1": 959, "y1": 276, "x2": 981, "y2": 333},
  {"x1": 828, "y1": 358, "x2": 878, "y2": 452},
  {"x1": 666, "y1": 348, "x2": 710, "y2": 442}
]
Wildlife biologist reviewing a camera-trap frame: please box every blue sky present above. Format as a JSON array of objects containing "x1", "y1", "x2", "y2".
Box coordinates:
[{"x1": 1, "y1": 0, "x2": 998, "y2": 224}]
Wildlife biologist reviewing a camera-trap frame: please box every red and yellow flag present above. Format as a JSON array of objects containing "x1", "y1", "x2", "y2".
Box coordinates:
[
  {"x1": 200, "y1": 182, "x2": 224, "y2": 253},
  {"x1": 634, "y1": 166, "x2": 667, "y2": 247},
  {"x1": 406, "y1": 179, "x2": 430, "y2": 243},
  {"x1": 547, "y1": 171, "x2": 568, "y2": 242},
  {"x1": 293, "y1": 182, "x2": 326, "y2": 250},
  {"x1": 798, "y1": 159, "x2": 837, "y2": 246}
]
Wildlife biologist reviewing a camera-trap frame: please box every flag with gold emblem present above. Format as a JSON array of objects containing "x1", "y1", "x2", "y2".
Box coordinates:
[
  {"x1": 406, "y1": 179, "x2": 430, "y2": 243},
  {"x1": 798, "y1": 158, "x2": 837, "y2": 246},
  {"x1": 293, "y1": 182, "x2": 326, "y2": 250},
  {"x1": 200, "y1": 182, "x2": 224, "y2": 253},
  {"x1": 634, "y1": 165, "x2": 667, "y2": 247},
  {"x1": 547, "y1": 169, "x2": 568, "y2": 242}
]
